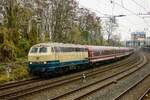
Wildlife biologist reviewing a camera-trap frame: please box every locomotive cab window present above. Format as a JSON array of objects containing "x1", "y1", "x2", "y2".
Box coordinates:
[
  {"x1": 39, "y1": 47, "x2": 47, "y2": 53},
  {"x1": 30, "y1": 47, "x2": 38, "y2": 53}
]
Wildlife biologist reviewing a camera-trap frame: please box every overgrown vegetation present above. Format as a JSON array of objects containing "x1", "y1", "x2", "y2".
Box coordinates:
[
  {"x1": 0, "y1": 63, "x2": 29, "y2": 83},
  {"x1": 0, "y1": 0, "x2": 121, "y2": 83},
  {"x1": 0, "y1": 0, "x2": 121, "y2": 62}
]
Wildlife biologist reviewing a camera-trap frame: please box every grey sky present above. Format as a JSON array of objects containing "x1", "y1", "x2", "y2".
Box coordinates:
[{"x1": 77, "y1": 0, "x2": 150, "y2": 41}]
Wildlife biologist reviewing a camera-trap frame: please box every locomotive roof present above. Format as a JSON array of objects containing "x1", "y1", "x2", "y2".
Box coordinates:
[
  {"x1": 32, "y1": 42, "x2": 131, "y2": 50},
  {"x1": 32, "y1": 42, "x2": 85, "y2": 48}
]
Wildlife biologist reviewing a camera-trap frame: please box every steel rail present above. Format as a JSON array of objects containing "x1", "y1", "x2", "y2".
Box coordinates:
[
  {"x1": 0, "y1": 54, "x2": 138, "y2": 100},
  {"x1": 52, "y1": 54, "x2": 145, "y2": 100}
]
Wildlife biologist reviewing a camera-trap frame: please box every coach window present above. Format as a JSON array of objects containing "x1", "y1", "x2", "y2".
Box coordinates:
[
  {"x1": 59, "y1": 47, "x2": 63, "y2": 52},
  {"x1": 75, "y1": 48, "x2": 79, "y2": 52},
  {"x1": 76, "y1": 48, "x2": 83, "y2": 52},
  {"x1": 109, "y1": 50, "x2": 112, "y2": 54},
  {"x1": 39, "y1": 47, "x2": 47, "y2": 53},
  {"x1": 104, "y1": 50, "x2": 109, "y2": 55},
  {"x1": 94, "y1": 50, "x2": 99, "y2": 56},
  {"x1": 99, "y1": 50, "x2": 102, "y2": 55},
  {"x1": 62, "y1": 47, "x2": 67, "y2": 52},
  {"x1": 85, "y1": 48, "x2": 88, "y2": 52},
  {"x1": 30, "y1": 47, "x2": 38, "y2": 53},
  {"x1": 52, "y1": 46, "x2": 58, "y2": 52},
  {"x1": 54, "y1": 46, "x2": 61, "y2": 52},
  {"x1": 68, "y1": 47, "x2": 71, "y2": 52},
  {"x1": 68, "y1": 47, "x2": 75, "y2": 52},
  {"x1": 78, "y1": 48, "x2": 82, "y2": 52},
  {"x1": 62, "y1": 47, "x2": 68, "y2": 52},
  {"x1": 101, "y1": 50, "x2": 104, "y2": 55},
  {"x1": 103, "y1": 50, "x2": 107, "y2": 55},
  {"x1": 59, "y1": 47, "x2": 70, "y2": 52},
  {"x1": 81, "y1": 48, "x2": 84, "y2": 52}
]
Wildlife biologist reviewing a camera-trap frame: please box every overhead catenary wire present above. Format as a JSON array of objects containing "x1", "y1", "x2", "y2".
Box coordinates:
[
  {"x1": 79, "y1": 0, "x2": 150, "y2": 34},
  {"x1": 130, "y1": 0, "x2": 150, "y2": 30},
  {"x1": 109, "y1": 0, "x2": 150, "y2": 33},
  {"x1": 131, "y1": 0, "x2": 148, "y2": 12}
]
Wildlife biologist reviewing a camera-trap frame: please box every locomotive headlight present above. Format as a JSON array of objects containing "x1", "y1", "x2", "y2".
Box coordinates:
[
  {"x1": 30, "y1": 62, "x2": 32, "y2": 64},
  {"x1": 44, "y1": 61, "x2": 47, "y2": 64}
]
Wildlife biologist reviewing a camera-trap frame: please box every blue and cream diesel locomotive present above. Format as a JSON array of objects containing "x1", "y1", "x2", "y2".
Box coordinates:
[{"x1": 28, "y1": 43, "x2": 134, "y2": 76}]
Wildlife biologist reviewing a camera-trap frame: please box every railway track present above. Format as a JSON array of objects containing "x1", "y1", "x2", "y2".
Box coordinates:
[
  {"x1": 138, "y1": 88, "x2": 150, "y2": 100},
  {"x1": 51, "y1": 53, "x2": 146, "y2": 100},
  {"x1": 114, "y1": 53, "x2": 150, "y2": 100},
  {"x1": 0, "y1": 77, "x2": 41, "y2": 90},
  {"x1": 137, "y1": 54, "x2": 150, "y2": 100},
  {"x1": 0, "y1": 58, "x2": 130, "y2": 91},
  {"x1": 138, "y1": 55, "x2": 150, "y2": 100},
  {"x1": 114, "y1": 72, "x2": 150, "y2": 100},
  {"x1": 0, "y1": 53, "x2": 141, "y2": 100},
  {"x1": 112, "y1": 53, "x2": 150, "y2": 100}
]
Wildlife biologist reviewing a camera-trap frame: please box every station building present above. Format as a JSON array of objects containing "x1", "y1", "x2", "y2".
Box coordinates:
[{"x1": 126, "y1": 31, "x2": 146, "y2": 47}]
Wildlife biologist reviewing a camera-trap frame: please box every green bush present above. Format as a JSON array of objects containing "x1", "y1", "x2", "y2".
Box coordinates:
[
  {"x1": 0, "y1": 74, "x2": 14, "y2": 84},
  {"x1": 12, "y1": 65, "x2": 29, "y2": 80},
  {"x1": 0, "y1": 41, "x2": 16, "y2": 62},
  {"x1": 0, "y1": 65, "x2": 5, "y2": 74},
  {"x1": 17, "y1": 39, "x2": 31, "y2": 57},
  {"x1": 0, "y1": 63, "x2": 30, "y2": 84},
  {"x1": 0, "y1": 75, "x2": 10, "y2": 83},
  {"x1": 0, "y1": 27, "x2": 17, "y2": 62}
]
